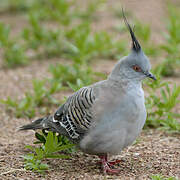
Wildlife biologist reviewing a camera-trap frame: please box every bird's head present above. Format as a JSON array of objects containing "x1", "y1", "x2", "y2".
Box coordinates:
[{"x1": 109, "y1": 12, "x2": 156, "y2": 82}]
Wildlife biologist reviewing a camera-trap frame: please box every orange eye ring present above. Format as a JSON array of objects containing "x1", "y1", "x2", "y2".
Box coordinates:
[{"x1": 132, "y1": 65, "x2": 141, "y2": 72}]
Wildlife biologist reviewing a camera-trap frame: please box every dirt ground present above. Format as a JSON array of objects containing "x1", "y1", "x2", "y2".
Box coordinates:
[{"x1": 0, "y1": 0, "x2": 180, "y2": 179}]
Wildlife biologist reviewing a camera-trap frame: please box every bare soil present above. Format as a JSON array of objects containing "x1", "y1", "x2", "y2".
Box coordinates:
[{"x1": 0, "y1": 0, "x2": 180, "y2": 179}]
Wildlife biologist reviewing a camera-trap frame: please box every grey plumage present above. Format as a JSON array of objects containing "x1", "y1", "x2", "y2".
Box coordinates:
[{"x1": 19, "y1": 12, "x2": 156, "y2": 174}]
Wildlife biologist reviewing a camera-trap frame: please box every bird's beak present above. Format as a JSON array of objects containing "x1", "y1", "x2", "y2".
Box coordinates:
[{"x1": 145, "y1": 72, "x2": 156, "y2": 80}]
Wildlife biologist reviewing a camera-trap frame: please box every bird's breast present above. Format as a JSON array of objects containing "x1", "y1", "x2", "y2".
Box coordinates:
[{"x1": 80, "y1": 87, "x2": 146, "y2": 155}]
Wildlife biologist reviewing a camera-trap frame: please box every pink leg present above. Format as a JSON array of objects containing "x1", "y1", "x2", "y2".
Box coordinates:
[{"x1": 99, "y1": 155, "x2": 120, "y2": 174}]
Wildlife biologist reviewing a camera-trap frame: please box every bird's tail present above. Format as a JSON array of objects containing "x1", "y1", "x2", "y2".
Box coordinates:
[
  {"x1": 19, "y1": 115, "x2": 68, "y2": 138},
  {"x1": 19, "y1": 116, "x2": 50, "y2": 131}
]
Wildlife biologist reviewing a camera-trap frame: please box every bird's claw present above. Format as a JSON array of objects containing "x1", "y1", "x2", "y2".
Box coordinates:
[
  {"x1": 107, "y1": 159, "x2": 121, "y2": 166},
  {"x1": 99, "y1": 155, "x2": 121, "y2": 175},
  {"x1": 102, "y1": 161, "x2": 120, "y2": 174}
]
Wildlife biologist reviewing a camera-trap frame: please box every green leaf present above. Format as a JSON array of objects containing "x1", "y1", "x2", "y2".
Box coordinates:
[
  {"x1": 35, "y1": 132, "x2": 46, "y2": 144},
  {"x1": 25, "y1": 145, "x2": 35, "y2": 151},
  {"x1": 45, "y1": 154, "x2": 70, "y2": 159},
  {"x1": 38, "y1": 163, "x2": 49, "y2": 170}
]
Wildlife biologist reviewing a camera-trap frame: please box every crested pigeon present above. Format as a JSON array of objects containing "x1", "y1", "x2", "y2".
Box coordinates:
[{"x1": 19, "y1": 13, "x2": 156, "y2": 174}]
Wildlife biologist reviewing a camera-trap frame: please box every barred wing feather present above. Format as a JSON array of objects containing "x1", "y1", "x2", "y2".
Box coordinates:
[{"x1": 53, "y1": 87, "x2": 96, "y2": 139}]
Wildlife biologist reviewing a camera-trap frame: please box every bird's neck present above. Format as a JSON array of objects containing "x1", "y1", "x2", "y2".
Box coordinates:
[{"x1": 107, "y1": 76, "x2": 142, "y2": 91}]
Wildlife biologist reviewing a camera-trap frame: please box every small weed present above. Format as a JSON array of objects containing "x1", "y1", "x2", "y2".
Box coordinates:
[
  {"x1": 3, "y1": 43, "x2": 28, "y2": 67},
  {"x1": 24, "y1": 131, "x2": 74, "y2": 172},
  {"x1": 1, "y1": 95, "x2": 35, "y2": 119},
  {"x1": 145, "y1": 68, "x2": 180, "y2": 133},
  {"x1": 115, "y1": 19, "x2": 158, "y2": 57},
  {"x1": 29, "y1": 0, "x2": 74, "y2": 25},
  {"x1": 1, "y1": 61, "x2": 103, "y2": 118},
  {"x1": 49, "y1": 63, "x2": 98, "y2": 88},
  {"x1": 30, "y1": 0, "x2": 103, "y2": 24},
  {"x1": 1, "y1": 0, "x2": 128, "y2": 67},
  {"x1": 1, "y1": 79, "x2": 62, "y2": 118},
  {"x1": 0, "y1": 23, "x2": 28, "y2": 67},
  {"x1": 22, "y1": 13, "x2": 64, "y2": 58},
  {"x1": 134, "y1": 21, "x2": 159, "y2": 57},
  {"x1": 65, "y1": 22, "x2": 127, "y2": 63},
  {"x1": 159, "y1": 4, "x2": 180, "y2": 77},
  {"x1": 0, "y1": 0, "x2": 32, "y2": 14},
  {"x1": 151, "y1": 174, "x2": 178, "y2": 180},
  {"x1": 75, "y1": 0, "x2": 105, "y2": 21}
]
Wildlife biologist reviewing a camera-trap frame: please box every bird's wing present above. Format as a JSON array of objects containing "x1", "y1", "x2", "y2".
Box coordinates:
[{"x1": 53, "y1": 87, "x2": 96, "y2": 139}]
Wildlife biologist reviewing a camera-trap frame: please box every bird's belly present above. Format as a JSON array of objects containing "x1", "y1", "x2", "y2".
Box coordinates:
[{"x1": 80, "y1": 96, "x2": 146, "y2": 155}]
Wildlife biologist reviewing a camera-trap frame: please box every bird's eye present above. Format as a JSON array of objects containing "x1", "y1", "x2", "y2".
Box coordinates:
[{"x1": 132, "y1": 65, "x2": 141, "y2": 72}]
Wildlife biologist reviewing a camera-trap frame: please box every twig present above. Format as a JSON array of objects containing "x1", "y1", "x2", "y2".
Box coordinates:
[{"x1": 0, "y1": 168, "x2": 26, "y2": 176}]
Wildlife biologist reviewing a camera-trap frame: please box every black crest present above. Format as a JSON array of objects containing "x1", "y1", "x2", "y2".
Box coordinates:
[{"x1": 122, "y1": 9, "x2": 141, "y2": 52}]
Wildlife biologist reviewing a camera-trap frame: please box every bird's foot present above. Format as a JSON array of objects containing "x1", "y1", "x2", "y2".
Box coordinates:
[
  {"x1": 97, "y1": 159, "x2": 121, "y2": 166},
  {"x1": 102, "y1": 161, "x2": 120, "y2": 174},
  {"x1": 99, "y1": 155, "x2": 120, "y2": 175},
  {"x1": 108, "y1": 159, "x2": 121, "y2": 166}
]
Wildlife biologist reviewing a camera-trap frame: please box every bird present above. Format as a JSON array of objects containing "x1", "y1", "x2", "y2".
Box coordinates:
[{"x1": 19, "y1": 12, "x2": 156, "y2": 174}]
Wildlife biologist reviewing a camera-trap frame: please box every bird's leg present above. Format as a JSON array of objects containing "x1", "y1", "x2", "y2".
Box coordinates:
[{"x1": 99, "y1": 155, "x2": 120, "y2": 174}]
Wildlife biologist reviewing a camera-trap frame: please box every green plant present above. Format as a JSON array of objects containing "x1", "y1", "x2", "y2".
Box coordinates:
[
  {"x1": 159, "y1": 4, "x2": 180, "y2": 77},
  {"x1": 29, "y1": 0, "x2": 104, "y2": 25},
  {"x1": 1, "y1": 0, "x2": 128, "y2": 67},
  {"x1": 0, "y1": 22, "x2": 28, "y2": 67},
  {"x1": 0, "y1": 0, "x2": 32, "y2": 14},
  {"x1": 1, "y1": 95, "x2": 36, "y2": 119},
  {"x1": 1, "y1": 79, "x2": 62, "y2": 118},
  {"x1": 145, "y1": 68, "x2": 180, "y2": 133},
  {"x1": 49, "y1": 63, "x2": 97, "y2": 88},
  {"x1": 28, "y1": 0, "x2": 74, "y2": 25},
  {"x1": 151, "y1": 174, "x2": 178, "y2": 180},
  {"x1": 64, "y1": 22, "x2": 127, "y2": 63},
  {"x1": 134, "y1": 21, "x2": 158, "y2": 57},
  {"x1": 22, "y1": 13, "x2": 64, "y2": 58},
  {"x1": 92, "y1": 31, "x2": 127, "y2": 59},
  {"x1": 75, "y1": 0, "x2": 105, "y2": 21},
  {"x1": 115, "y1": 19, "x2": 158, "y2": 57},
  {"x1": 3, "y1": 43, "x2": 28, "y2": 67},
  {"x1": 24, "y1": 131, "x2": 74, "y2": 172}
]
